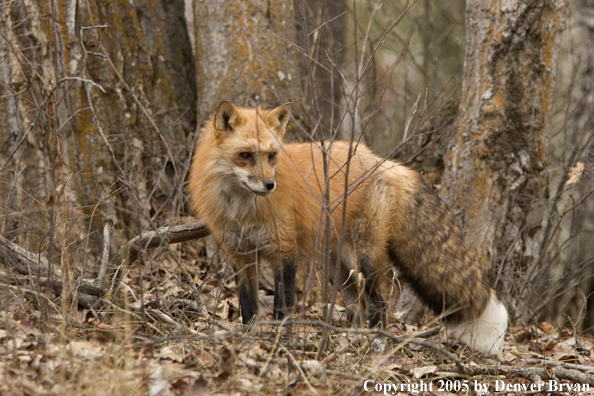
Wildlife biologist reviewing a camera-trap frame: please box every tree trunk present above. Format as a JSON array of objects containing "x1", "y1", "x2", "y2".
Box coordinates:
[
  {"x1": 439, "y1": 0, "x2": 567, "y2": 313},
  {"x1": 294, "y1": 0, "x2": 346, "y2": 140},
  {"x1": 535, "y1": 0, "x2": 594, "y2": 328},
  {"x1": 193, "y1": 0, "x2": 303, "y2": 138},
  {"x1": 0, "y1": 0, "x2": 197, "y2": 264}
]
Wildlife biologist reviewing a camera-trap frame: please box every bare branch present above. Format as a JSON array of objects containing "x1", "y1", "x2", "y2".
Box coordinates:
[{"x1": 119, "y1": 221, "x2": 210, "y2": 264}]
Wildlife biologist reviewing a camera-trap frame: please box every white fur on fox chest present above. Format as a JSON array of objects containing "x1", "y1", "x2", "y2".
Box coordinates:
[{"x1": 214, "y1": 186, "x2": 278, "y2": 258}]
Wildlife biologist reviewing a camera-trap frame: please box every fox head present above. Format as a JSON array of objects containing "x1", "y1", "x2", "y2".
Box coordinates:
[{"x1": 211, "y1": 101, "x2": 291, "y2": 196}]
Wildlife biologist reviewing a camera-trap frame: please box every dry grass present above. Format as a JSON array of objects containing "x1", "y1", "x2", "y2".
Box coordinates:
[{"x1": 0, "y1": 240, "x2": 593, "y2": 396}]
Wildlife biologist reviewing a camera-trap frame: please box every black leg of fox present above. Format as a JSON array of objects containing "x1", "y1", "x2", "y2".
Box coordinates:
[
  {"x1": 330, "y1": 253, "x2": 365, "y2": 325},
  {"x1": 238, "y1": 261, "x2": 259, "y2": 325},
  {"x1": 273, "y1": 258, "x2": 297, "y2": 320},
  {"x1": 359, "y1": 257, "x2": 386, "y2": 328},
  {"x1": 331, "y1": 252, "x2": 385, "y2": 327}
]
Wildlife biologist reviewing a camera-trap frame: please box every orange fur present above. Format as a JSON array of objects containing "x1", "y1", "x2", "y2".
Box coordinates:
[
  {"x1": 189, "y1": 103, "x2": 385, "y2": 278},
  {"x1": 189, "y1": 102, "x2": 507, "y2": 355}
]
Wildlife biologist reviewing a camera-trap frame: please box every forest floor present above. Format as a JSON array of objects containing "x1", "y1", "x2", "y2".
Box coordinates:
[{"x1": 0, "y1": 237, "x2": 593, "y2": 396}]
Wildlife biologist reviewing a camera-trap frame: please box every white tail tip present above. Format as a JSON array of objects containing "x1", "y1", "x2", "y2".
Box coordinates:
[{"x1": 449, "y1": 295, "x2": 508, "y2": 356}]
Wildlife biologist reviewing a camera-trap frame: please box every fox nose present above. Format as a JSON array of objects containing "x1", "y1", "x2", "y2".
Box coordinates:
[{"x1": 264, "y1": 180, "x2": 275, "y2": 191}]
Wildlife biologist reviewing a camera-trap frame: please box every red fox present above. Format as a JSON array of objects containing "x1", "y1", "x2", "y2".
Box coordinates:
[{"x1": 189, "y1": 101, "x2": 508, "y2": 355}]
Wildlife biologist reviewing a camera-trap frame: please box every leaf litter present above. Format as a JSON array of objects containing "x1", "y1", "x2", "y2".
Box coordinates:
[{"x1": 0, "y1": 243, "x2": 592, "y2": 395}]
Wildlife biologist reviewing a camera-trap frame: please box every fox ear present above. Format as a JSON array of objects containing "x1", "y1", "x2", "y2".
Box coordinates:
[
  {"x1": 214, "y1": 101, "x2": 241, "y2": 138},
  {"x1": 266, "y1": 103, "x2": 292, "y2": 139}
]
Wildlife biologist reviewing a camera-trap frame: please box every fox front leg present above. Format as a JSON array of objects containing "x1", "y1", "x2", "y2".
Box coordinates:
[
  {"x1": 236, "y1": 259, "x2": 259, "y2": 326},
  {"x1": 273, "y1": 258, "x2": 297, "y2": 320}
]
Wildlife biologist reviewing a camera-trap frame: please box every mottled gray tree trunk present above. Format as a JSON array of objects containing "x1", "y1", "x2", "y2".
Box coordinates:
[
  {"x1": 193, "y1": 0, "x2": 303, "y2": 138},
  {"x1": 0, "y1": 0, "x2": 196, "y2": 268},
  {"x1": 439, "y1": 0, "x2": 567, "y2": 317}
]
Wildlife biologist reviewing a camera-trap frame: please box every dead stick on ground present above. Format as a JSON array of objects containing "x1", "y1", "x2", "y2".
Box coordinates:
[
  {"x1": 147, "y1": 308, "x2": 203, "y2": 336},
  {"x1": 0, "y1": 238, "x2": 107, "y2": 308},
  {"x1": 0, "y1": 239, "x2": 102, "y2": 296},
  {"x1": 0, "y1": 235, "x2": 61, "y2": 277},
  {"x1": 0, "y1": 271, "x2": 102, "y2": 308},
  {"x1": 119, "y1": 221, "x2": 210, "y2": 263},
  {"x1": 97, "y1": 220, "x2": 113, "y2": 289}
]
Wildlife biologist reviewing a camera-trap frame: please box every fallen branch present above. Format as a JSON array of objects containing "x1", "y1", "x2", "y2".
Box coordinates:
[
  {"x1": 119, "y1": 221, "x2": 210, "y2": 263},
  {"x1": 0, "y1": 238, "x2": 103, "y2": 296},
  {"x1": 0, "y1": 229, "x2": 216, "y2": 327},
  {"x1": 147, "y1": 308, "x2": 203, "y2": 336},
  {"x1": 0, "y1": 238, "x2": 103, "y2": 308},
  {"x1": 0, "y1": 235, "x2": 61, "y2": 277},
  {"x1": 0, "y1": 271, "x2": 101, "y2": 309}
]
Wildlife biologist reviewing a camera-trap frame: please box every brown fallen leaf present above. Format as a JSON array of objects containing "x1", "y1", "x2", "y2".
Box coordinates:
[
  {"x1": 19, "y1": 310, "x2": 41, "y2": 336},
  {"x1": 187, "y1": 375, "x2": 211, "y2": 396},
  {"x1": 513, "y1": 327, "x2": 534, "y2": 343},
  {"x1": 170, "y1": 376, "x2": 192, "y2": 393},
  {"x1": 538, "y1": 322, "x2": 557, "y2": 335},
  {"x1": 158, "y1": 346, "x2": 184, "y2": 362},
  {"x1": 413, "y1": 365, "x2": 437, "y2": 378},
  {"x1": 88, "y1": 317, "x2": 115, "y2": 330},
  {"x1": 216, "y1": 346, "x2": 236, "y2": 380}
]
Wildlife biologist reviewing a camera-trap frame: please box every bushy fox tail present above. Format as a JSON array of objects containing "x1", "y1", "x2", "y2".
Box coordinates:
[
  {"x1": 448, "y1": 290, "x2": 508, "y2": 355},
  {"x1": 371, "y1": 168, "x2": 508, "y2": 355}
]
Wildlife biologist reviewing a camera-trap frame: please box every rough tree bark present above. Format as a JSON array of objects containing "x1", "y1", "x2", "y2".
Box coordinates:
[
  {"x1": 193, "y1": 0, "x2": 303, "y2": 138},
  {"x1": 438, "y1": 0, "x2": 567, "y2": 313},
  {"x1": 0, "y1": 0, "x2": 196, "y2": 262}
]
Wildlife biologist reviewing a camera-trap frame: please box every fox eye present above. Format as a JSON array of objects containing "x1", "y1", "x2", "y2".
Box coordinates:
[
  {"x1": 239, "y1": 152, "x2": 253, "y2": 161},
  {"x1": 268, "y1": 152, "x2": 276, "y2": 161}
]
